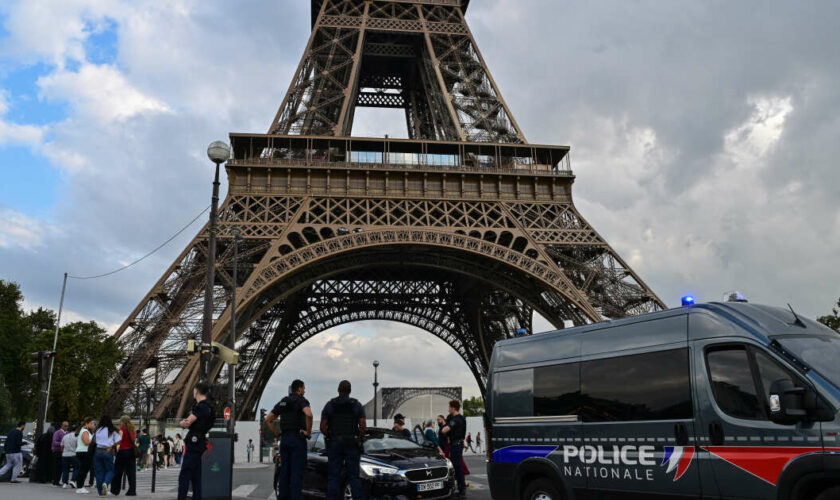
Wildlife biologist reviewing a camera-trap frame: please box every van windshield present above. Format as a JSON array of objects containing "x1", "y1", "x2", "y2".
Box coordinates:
[{"x1": 775, "y1": 335, "x2": 840, "y2": 388}]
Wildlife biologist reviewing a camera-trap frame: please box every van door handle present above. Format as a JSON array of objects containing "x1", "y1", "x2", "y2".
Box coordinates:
[
  {"x1": 674, "y1": 423, "x2": 688, "y2": 446},
  {"x1": 709, "y1": 421, "x2": 724, "y2": 445}
]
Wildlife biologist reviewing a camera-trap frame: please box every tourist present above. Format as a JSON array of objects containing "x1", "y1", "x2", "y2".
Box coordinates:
[
  {"x1": 93, "y1": 414, "x2": 122, "y2": 496},
  {"x1": 465, "y1": 432, "x2": 473, "y2": 453},
  {"x1": 137, "y1": 429, "x2": 150, "y2": 471},
  {"x1": 59, "y1": 424, "x2": 79, "y2": 488},
  {"x1": 246, "y1": 439, "x2": 254, "y2": 463},
  {"x1": 0, "y1": 421, "x2": 26, "y2": 483},
  {"x1": 111, "y1": 415, "x2": 137, "y2": 496},
  {"x1": 75, "y1": 417, "x2": 96, "y2": 494},
  {"x1": 475, "y1": 432, "x2": 482, "y2": 453},
  {"x1": 174, "y1": 434, "x2": 184, "y2": 466},
  {"x1": 423, "y1": 420, "x2": 440, "y2": 453},
  {"x1": 436, "y1": 415, "x2": 449, "y2": 457},
  {"x1": 32, "y1": 423, "x2": 55, "y2": 483},
  {"x1": 51, "y1": 420, "x2": 69, "y2": 485}
]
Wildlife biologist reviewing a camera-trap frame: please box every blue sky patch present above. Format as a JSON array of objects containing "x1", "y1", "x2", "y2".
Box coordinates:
[
  {"x1": 84, "y1": 18, "x2": 119, "y2": 66},
  {"x1": 2, "y1": 63, "x2": 68, "y2": 125},
  {"x1": 0, "y1": 145, "x2": 61, "y2": 217}
]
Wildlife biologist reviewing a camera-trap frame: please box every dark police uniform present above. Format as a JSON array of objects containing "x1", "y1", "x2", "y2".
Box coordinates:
[
  {"x1": 273, "y1": 393, "x2": 310, "y2": 500},
  {"x1": 178, "y1": 399, "x2": 213, "y2": 500},
  {"x1": 321, "y1": 396, "x2": 366, "y2": 500},
  {"x1": 447, "y1": 413, "x2": 467, "y2": 496}
]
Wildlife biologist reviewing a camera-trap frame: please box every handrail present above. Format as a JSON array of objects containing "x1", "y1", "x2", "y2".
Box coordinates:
[{"x1": 227, "y1": 158, "x2": 574, "y2": 178}]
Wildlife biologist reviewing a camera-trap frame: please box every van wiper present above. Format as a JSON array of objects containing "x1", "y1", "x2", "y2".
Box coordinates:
[{"x1": 787, "y1": 303, "x2": 807, "y2": 328}]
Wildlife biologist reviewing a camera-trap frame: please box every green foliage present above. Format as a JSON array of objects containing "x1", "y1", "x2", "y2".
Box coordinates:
[
  {"x1": 462, "y1": 396, "x2": 485, "y2": 417},
  {"x1": 0, "y1": 279, "x2": 124, "y2": 423},
  {"x1": 28, "y1": 321, "x2": 124, "y2": 422},
  {"x1": 0, "y1": 373, "x2": 12, "y2": 424},
  {"x1": 0, "y1": 280, "x2": 32, "y2": 420},
  {"x1": 817, "y1": 298, "x2": 840, "y2": 332}
]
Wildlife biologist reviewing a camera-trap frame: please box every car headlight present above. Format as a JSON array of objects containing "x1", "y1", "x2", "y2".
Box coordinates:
[
  {"x1": 360, "y1": 463, "x2": 399, "y2": 476},
  {"x1": 445, "y1": 458, "x2": 454, "y2": 470}
]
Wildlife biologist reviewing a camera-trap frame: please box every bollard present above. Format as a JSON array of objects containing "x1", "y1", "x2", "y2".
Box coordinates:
[{"x1": 151, "y1": 439, "x2": 157, "y2": 493}]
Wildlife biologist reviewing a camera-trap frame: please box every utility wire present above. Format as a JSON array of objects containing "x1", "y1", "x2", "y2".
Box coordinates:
[{"x1": 68, "y1": 205, "x2": 211, "y2": 280}]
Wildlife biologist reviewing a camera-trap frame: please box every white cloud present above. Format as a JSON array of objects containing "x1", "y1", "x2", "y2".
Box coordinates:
[
  {"x1": 259, "y1": 322, "x2": 483, "y2": 414},
  {"x1": 0, "y1": 91, "x2": 46, "y2": 146},
  {"x1": 38, "y1": 64, "x2": 171, "y2": 124},
  {"x1": 0, "y1": 208, "x2": 56, "y2": 249}
]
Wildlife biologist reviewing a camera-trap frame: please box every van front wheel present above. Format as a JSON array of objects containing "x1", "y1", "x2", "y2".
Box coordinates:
[
  {"x1": 814, "y1": 485, "x2": 840, "y2": 500},
  {"x1": 522, "y1": 478, "x2": 563, "y2": 500}
]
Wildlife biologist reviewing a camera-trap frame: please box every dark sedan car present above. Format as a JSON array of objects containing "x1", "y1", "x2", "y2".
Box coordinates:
[{"x1": 293, "y1": 428, "x2": 455, "y2": 499}]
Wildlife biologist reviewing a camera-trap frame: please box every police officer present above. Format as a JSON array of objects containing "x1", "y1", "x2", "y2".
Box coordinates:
[
  {"x1": 177, "y1": 382, "x2": 214, "y2": 500},
  {"x1": 320, "y1": 380, "x2": 366, "y2": 500},
  {"x1": 266, "y1": 379, "x2": 312, "y2": 500},
  {"x1": 441, "y1": 400, "x2": 467, "y2": 498}
]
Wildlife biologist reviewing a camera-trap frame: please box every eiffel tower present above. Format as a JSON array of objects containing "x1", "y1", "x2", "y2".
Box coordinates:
[{"x1": 106, "y1": 0, "x2": 664, "y2": 420}]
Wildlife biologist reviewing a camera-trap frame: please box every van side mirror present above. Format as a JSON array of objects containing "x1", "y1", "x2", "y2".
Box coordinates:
[
  {"x1": 768, "y1": 379, "x2": 807, "y2": 425},
  {"x1": 768, "y1": 379, "x2": 834, "y2": 424}
]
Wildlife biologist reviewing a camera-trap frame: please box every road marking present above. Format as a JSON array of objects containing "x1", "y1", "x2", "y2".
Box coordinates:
[{"x1": 233, "y1": 484, "x2": 259, "y2": 497}]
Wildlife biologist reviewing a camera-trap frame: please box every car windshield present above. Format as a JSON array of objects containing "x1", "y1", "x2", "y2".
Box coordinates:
[
  {"x1": 775, "y1": 335, "x2": 840, "y2": 388},
  {"x1": 363, "y1": 431, "x2": 422, "y2": 452}
]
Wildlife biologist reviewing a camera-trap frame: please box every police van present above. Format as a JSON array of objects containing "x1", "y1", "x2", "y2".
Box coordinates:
[{"x1": 485, "y1": 300, "x2": 840, "y2": 499}]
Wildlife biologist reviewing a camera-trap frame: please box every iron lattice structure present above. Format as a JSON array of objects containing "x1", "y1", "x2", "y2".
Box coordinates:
[
  {"x1": 378, "y1": 387, "x2": 462, "y2": 420},
  {"x1": 106, "y1": 0, "x2": 664, "y2": 420}
]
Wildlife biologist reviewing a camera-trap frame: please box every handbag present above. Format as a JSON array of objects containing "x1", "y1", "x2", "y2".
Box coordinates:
[{"x1": 130, "y1": 432, "x2": 140, "y2": 459}]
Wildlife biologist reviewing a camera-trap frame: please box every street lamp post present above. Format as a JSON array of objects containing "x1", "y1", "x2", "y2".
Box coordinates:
[
  {"x1": 373, "y1": 360, "x2": 380, "y2": 427},
  {"x1": 202, "y1": 141, "x2": 230, "y2": 383},
  {"x1": 227, "y1": 226, "x2": 242, "y2": 435}
]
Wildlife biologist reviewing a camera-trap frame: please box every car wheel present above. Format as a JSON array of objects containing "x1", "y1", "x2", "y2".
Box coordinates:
[
  {"x1": 814, "y1": 485, "x2": 840, "y2": 500},
  {"x1": 522, "y1": 478, "x2": 563, "y2": 500}
]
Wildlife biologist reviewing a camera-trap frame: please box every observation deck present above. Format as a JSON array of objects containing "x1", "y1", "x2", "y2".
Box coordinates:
[{"x1": 227, "y1": 134, "x2": 574, "y2": 203}]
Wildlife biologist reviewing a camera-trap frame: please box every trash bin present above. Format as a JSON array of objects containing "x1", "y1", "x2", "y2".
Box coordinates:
[{"x1": 202, "y1": 431, "x2": 233, "y2": 500}]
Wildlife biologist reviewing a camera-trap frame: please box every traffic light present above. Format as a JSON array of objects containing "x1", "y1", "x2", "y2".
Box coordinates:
[{"x1": 30, "y1": 351, "x2": 44, "y2": 382}]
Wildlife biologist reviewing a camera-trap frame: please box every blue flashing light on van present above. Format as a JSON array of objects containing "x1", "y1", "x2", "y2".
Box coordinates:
[
  {"x1": 484, "y1": 301, "x2": 840, "y2": 500},
  {"x1": 681, "y1": 295, "x2": 696, "y2": 306}
]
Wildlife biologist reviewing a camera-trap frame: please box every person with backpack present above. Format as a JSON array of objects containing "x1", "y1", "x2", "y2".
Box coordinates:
[
  {"x1": 110, "y1": 415, "x2": 137, "y2": 496},
  {"x1": 320, "y1": 380, "x2": 366, "y2": 500},
  {"x1": 93, "y1": 415, "x2": 122, "y2": 496},
  {"x1": 75, "y1": 417, "x2": 96, "y2": 494},
  {"x1": 177, "y1": 382, "x2": 214, "y2": 500}
]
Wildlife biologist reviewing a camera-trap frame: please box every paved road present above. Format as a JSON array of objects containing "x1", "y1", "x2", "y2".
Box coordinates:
[{"x1": 0, "y1": 456, "x2": 491, "y2": 500}]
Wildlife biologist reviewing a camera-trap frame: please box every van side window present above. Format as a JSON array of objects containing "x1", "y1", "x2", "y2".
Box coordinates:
[
  {"x1": 753, "y1": 349, "x2": 800, "y2": 416},
  {"x1": 580, "y1": 348, "x2": 692, "y2": 422},
  {"x1": 494, "y1": 369, "x2": 534, "y2": 417},
  {"x1": 706, "y1": 347, "x2": 763, "y2": 420},
  {"x1": 534, "y1": 363, "x2": 581, "y2": 416}
]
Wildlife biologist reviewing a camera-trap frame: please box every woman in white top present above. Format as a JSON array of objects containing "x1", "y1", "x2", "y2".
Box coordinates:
[
  {"x1": 93, "y1": 415, "x2": 121, "y2": 496},
  {"x1": 75, "y1": 417, "x2": 96, "y2": 494}
]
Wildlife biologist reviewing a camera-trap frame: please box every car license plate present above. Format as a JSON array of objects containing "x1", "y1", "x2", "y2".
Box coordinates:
[{"x1": 417, "y1": 481, "x2": 444, "y2": 492}]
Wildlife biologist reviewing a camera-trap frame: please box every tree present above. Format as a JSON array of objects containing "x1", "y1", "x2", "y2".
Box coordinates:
[
  {"x1": 462, "y1": 396, "x2": 485, "y2": 417},
  {"x1": 27, "y1": 321, "x2": 123, "y2": 422},
  {"x1": 0, "y1": 280, "x2": 32, "y2": 420},
  {"x1": 817, "y1": 298, "x2": 840, "y2": 332}
]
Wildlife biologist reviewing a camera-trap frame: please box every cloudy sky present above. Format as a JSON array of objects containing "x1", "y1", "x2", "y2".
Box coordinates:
[{"x1": 1, "y1": 0, "x2": 839, "y2": 413}]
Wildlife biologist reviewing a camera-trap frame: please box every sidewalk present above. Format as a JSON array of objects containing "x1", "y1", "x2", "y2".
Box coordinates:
[
  {"x1": 0, "y1": 463, "x2": 274, "y2": 500},
  {"x1": 0, "y1": 481, "x2": 166, "y2": 500}
]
